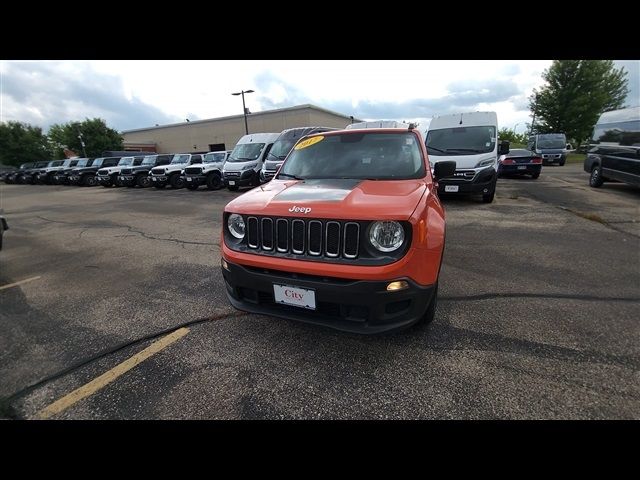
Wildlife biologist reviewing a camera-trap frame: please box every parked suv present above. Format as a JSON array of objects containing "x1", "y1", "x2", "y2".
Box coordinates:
[
  {"x1": 149, "y1": 154, "x2": 203, "y2": 189},
  {"x1": 96, "y1": 156, "x2": 144, "y2": 187},
  {"x1": 118, "y1": 154, "x2": 173, "y2": 188},
  {"x1": 35, "y1": 159, "x2": 80, "y2": 184},
  {"x1": 221, "y1": 126, "x2": 456, "y2": 333},
  {"x1": 68, "y1": 157, "x2": 120, "y2": 186},
  {"x1": 16, "y1": 161, "x2": 49, "y2": 184},
  {"x1": 53, "y1": 158, "x2": 91, "y2": 184},
  {"x1": 260, "y1": 127, "x2": 338, "y2": 183},
  {"x1": 183, "y1": 151, "x2": 231, "y2": 190},
  {"x1": 3, "y1": 162, "x2": 34, "y2": 184},
  {"x1": 584, "y1": 106, "x2": 640, "y2": 188}
]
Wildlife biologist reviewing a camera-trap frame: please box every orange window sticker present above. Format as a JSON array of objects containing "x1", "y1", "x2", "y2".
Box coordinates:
[{"x1": 294, "y1": 136, "x2": 325, "y2": 150}]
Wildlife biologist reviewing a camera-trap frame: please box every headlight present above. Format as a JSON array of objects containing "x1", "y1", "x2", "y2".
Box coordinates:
[
  {"x1": 475, "y1": 158, "x2": 495, "y2": 168},
  {"x1": 227, "y1": 214, "x2": 246, "y2": 239},
  {"x1": 241, "y1": 163, "x2": 257, "y2": 171},
  {"x1": 369, "y1": 221, "x2": 404, "y2": 252}
]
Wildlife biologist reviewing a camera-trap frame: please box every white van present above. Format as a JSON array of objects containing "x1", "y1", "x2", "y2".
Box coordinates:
[
  {"x1": 424, "y1": 111, "x2": 509, "y2": 203},
  {"x1": 222, "y1": 132, "x2": 280, "y2": 191}
]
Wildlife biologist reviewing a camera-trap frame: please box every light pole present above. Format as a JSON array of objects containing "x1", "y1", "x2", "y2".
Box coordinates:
[
  {"x1": 231, "y1": 89, "x2": 254, "y2": 135},
  {"x1": 77, "y1": 132, "x2": 87, "y2": 157},
  {"x1": 513, "y1": 123, "x2": 520, "y2": 134}
]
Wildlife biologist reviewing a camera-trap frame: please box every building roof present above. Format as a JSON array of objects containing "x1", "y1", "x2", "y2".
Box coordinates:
[{"x1": 122, "y1": 104, "x2": 361, "y2": 134}]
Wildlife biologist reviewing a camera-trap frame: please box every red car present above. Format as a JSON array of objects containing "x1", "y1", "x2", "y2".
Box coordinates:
[{"x1": 221, "y1": 126, "x2": 455, "y2": 333}]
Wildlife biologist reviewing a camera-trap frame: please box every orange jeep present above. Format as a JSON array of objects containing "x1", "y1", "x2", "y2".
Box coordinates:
[{"x1": 221, "y1": 125, "x2": 456, "y2": 333}]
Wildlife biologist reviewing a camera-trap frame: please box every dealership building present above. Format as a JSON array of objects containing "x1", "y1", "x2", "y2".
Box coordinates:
[{"x1": 122, "y1": 104, "x2": 359, "y2": 154}]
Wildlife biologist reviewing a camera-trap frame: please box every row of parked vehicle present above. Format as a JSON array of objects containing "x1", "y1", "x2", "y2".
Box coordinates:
[{"x1": 1, "y1": 126, "x2": 341, "y2": 193}]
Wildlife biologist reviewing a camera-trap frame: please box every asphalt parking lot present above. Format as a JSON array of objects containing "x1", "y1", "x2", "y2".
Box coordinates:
[{"x1": 1, "y1": 163, "x2": 639, "y2": 419}]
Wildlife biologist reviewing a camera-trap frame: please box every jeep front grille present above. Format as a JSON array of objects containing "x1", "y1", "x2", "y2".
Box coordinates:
[
  {"x1": 151, "y1": 168, "x2": 165, "y2": 175},
  {"x1": 120, "y1": 168, "x2": 133, "y2": 175},
  {"x1": 245, "y1": 216, "x2": 360, "y2": 259},
  {"x1": 184, "y1": 167, "x2": 202, "y2": 175}
]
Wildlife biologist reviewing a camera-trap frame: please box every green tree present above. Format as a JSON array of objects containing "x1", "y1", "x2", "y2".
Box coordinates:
[
  {"x1": 47, "y1": 118, "x2": 123, "y2": 158},
  {"x1": 498, "y1": 127, "x2": 527, "y2": 146},
  {"x1": 529, "y1": 60, "x2": 629, "y2": 148},
  {"x1": 0, "y1": 121, "x2": 51, "y2": 167}
]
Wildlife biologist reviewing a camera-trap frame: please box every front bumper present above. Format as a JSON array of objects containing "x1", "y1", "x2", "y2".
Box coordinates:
[
  {"x1": 541, "y1": 153, "x2": 566, "y2": 164},
  {"x1": 221, "y1": 259, "x2": 435, "y2": 334},
  {"x1": 52, "y1": 174, "x2": 69, "y2": 184},
  {"x1": 224, "y1": 169, "x2": 256, "y2": 187},
  {"x1": 437, "y1": 167, "x2": 497, "y2": 195},
  {"x1": 499, "y1": 164, "x2": 541, "y2": 175},
  {"x1": 150, "y1": 175, "x2": 168, "y2": 186},
  {"x1": 118, "y1": 174, "x2": 136, "y2": 186},
  {"x1": 184, "y1": 174, "x2": 206, "y2": 186},
  {"x1": 96, "y1": 175, "x2": 113, "y2": 185}
]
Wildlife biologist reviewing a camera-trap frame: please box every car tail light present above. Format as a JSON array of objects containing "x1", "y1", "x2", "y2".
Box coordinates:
[
  {"x1": 501, "y1": 158, "x2": 515, "y2": 165},
  {"x1": 531, "y1": 157, "x2": 542, "y2": 164}
]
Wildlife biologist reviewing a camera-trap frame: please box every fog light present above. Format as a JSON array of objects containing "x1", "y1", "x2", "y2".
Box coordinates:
[
  {"x1": 387, "y1": 280, "x2": 409, "y2": 291},
  {"x1": 221, "y1": 259, "x2": 230, "y2": 271},
  {"x1": 483, "y1": 188, "x2": 488, "y2": 193}
]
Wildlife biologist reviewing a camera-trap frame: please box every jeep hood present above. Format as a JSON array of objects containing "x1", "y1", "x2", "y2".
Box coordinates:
[{"x1": 225, "y1": 178, "x2": 428, "y2": 221}]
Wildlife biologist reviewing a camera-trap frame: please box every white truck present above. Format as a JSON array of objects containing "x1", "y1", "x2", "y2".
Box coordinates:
[
  {"x1": 222, "y1": 132, "x2": 280, "y2": 191},
  {"x1": 149, "y1": 153, "x2": 203, "y2": 189},
  {"x1": 424, "y1": 111, "x2": 509, "y2": 203},
  {"x1": 183, "y1": 150, "x2": 231, "y2": 190}
]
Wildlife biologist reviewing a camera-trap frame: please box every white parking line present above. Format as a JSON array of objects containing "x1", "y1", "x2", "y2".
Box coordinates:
[{"x1": 0, "y1": 276, "x2": 42, "y2": 291}]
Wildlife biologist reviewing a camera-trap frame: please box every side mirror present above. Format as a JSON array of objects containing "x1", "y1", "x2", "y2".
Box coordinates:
[
  {"x1": 433, "y1": 161, "x2": 456, "y2": 180},
  {"x1": 498, "y1": 140, "x2": 510, "y2": 155}
]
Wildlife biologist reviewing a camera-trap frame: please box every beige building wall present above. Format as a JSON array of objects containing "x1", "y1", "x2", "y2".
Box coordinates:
[{"x1": 122, "y1": 105, "x2": 357, "y2": 154}]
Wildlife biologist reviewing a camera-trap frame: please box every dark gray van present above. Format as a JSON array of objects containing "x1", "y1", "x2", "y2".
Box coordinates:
[
  {"x1": 259, "y1": 126, "x2": 339, "y2": 183},
  {"x1": 584, "y1": 106, "x2": 640, "y2": 188},
  {"x1": 528, "y1": 133, "x2": 568, "y2": 166}
]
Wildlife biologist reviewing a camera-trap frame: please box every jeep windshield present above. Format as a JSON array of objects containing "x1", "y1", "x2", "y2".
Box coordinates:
[
  {"x1": 277, "y1": 132, "x2": 425, "y2": 180},
  {"x1": 118, "y1": 157, "x2": 135, "y2": 166},
  {"x1": 75, "y1": 159, "x2": 89, "y2": 167},
  {"x1": 426, "y1": 126, "x2": 496, "y2": 156},
  {"x1": 227, "y1": 143, "x2": 265, "y2": 162},
  {"x1": 204, "y1": 152, "x2": 226, "y2": 163},
  {"x1": 91, "y1": 158, "x2": 105, "y2": 168},
  {"x1": 537, "y1": 135, "x2": 566, "y2": 149},
  {"x1": 171, "y1": 154, "x2": 190, "y2": 164},
  {"x1": 142, "y1": 156, "x2": 157, "y2": 165},
  {"x1": 267, "y1": 139, "x2": 296, "y2": 160}
]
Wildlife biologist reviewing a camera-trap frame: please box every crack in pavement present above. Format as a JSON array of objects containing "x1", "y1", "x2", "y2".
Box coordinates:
[{"x1": 37, "y1": 215, "x2": 217, "y2": 247}]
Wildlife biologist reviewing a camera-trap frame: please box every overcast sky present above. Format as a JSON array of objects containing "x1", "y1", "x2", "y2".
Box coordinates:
[{"x1": 1, "y1": 60, "x2": 638, "y2": 133}]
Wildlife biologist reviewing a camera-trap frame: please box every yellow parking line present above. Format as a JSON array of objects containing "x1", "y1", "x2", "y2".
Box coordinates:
[
  {"x1": 37, "y1": 327, "x2": 190, "y2": 419},
  {"x1": 0, "y1": 276, "x2": 42, "y2": 291}
]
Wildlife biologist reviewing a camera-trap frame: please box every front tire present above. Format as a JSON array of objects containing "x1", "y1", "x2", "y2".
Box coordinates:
[
  {"x1": 137, "y1": 175, "x2": 151, "y2": 188},
  {"x1": 169, "y1": 174, "x2": 184, "y2": 189},
  {"x1": 481, "y1": 189, "x2": 495, "y2": 203},
  {"x1": 421, "y1": 282, "x2": 438, "y2": 325},
  {"x1": 590, "y1": 165, "x2": 604, "y2": 188},
  {"x1": 206, "y1": 172, "x2": 222, "y2": 190},
  {"x1": 83, "y1": 175, "x2": 97, "y2": 187}
]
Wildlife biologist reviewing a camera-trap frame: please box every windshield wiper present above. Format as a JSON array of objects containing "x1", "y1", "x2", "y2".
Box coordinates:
[
  {"x1": 426, "y1": 145, "x2": 447, "y2": 153},
  {"x1": 445, "y1": 148, "x2": 484, "y2": 153},
  {"x1": 278, "y1": 173, "x2": 305, "y2": 180}
]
